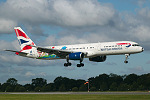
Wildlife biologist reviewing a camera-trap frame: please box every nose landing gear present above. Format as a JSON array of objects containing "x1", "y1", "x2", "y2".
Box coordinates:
[{"x1": 124, "y1": 54, "x2": 130, "y2": 63}]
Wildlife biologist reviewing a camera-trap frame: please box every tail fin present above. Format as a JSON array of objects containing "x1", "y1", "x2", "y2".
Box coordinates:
[{"x1": 14, "y1": 27, "x2": 36, "y2": 53}]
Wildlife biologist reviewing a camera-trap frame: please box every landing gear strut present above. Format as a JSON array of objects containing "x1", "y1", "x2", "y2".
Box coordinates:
[
  {"x1": 64, "y1": 58, "x2": 72, "y2": 67},
  {"x1": 124, "y1": 54, "x2": 130, "y2": 63},
  {"x1": 76, "y1": 58, "x2": 84, "y2": 67}
]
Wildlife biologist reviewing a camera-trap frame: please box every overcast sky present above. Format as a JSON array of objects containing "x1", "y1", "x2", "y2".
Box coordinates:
[{"x1": 0, "y1": 0, "x2": 150, "y2": 84}]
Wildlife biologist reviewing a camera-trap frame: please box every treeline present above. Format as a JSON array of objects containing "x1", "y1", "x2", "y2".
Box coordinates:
[{"x1": 0, "y1": 73, "x2": 150, "y2": 92}]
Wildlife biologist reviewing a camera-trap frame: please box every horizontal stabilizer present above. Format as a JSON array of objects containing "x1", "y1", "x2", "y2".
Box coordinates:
[{"x1": 4, "y1": 49, "x2": 28, "y2": 56}]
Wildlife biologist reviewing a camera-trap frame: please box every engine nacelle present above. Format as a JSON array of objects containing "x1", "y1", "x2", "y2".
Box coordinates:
[
  {"x1": 67, "y1": 52, "x2": 84, "y2": 61},
  {"x1": 89, "y1": 56, "x2": 106, "y2": 62}
]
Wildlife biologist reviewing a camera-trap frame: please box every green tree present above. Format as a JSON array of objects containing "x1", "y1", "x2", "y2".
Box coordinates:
[
  {"x1": 18, "y1": 87, "x2": 26, "y2": 92},
  {"x1": 118, "y1": 83, "x2": 129, "y2": 91},
  {"x1": 24, "y1": 84, "x2": 33, "y2": 92},
  {"x1": 72, "y1": 87, "x2": 78, "y2": 92},
  {"x1": 41, "y1": 86, "x2": 48, "y2": 92},
  {"x1": 0, "y1": 83, "x2": 1, "y2": 92},
  {"x1": 89, "y1": 74, "x2": 109, "y2": 90},
  {"x1": 79, "y1": 84, "x2": 87, "y2": 91},
  {"x1": 59, "y1": 84, "x2": 66, "y2": 91},
  {"x1": 41, "y1": 83, "x2": 55, "y2": 92},
  {"x1": 32, "y1": 78, "x2": 47, "y2": 87},
  {"x1": 76, "y1": 79, "x2": 86, "y2": 89},
  {"x1": 137, "y1": 73, "x2": 150, "y2": 90},
  {"x1": 130, "y1": 82, "x2": 138, "y2": 91},
  {"x1": 14, "y1": 85, "x2": 21, "y2": 92},
  {"x1": 124, "y1": 74, "x2": 138, "y2": 85},
  {"x1": 110, "y1": 82, "x2": 117, "y2": 91},
  {"x1": 1, "y1": 83, "x2": 9, "y2": 92},
  {"x1": 109, "y1": 73, "x2": 123, "y2": 86},
  {"x1": 14, "y1": 85, "x2": 26, "y2": 92},
  {"x1": 6, "y1": 86, "x2": 13, "y2": 92},
  {"x1": 54, "y1": 76, "x2": 81, "y2": 91},
  {"x1": 90, "y1": 87, "x2": 96, "y2": 91},
  {"x1": 6, "y1": 78, "x2": 18, "y2": 86},
  {"x1": 34, "y1": 87, "x2": 41, "y2": 92},
  {"x1": 138, "y1": 85, "x2": 145, "y2": 91},
  {"x1": 100, "y1": 82, "x2": 108, "y2": 91}
]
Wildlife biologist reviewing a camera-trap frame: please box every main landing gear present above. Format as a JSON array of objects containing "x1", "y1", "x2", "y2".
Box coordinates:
[
  {"x1": 64, "y1": 62, "x2": 84, "y2": 67},
  {"x1": 64, "y1": 58, "x2": 72, "y2": 67},
  {"x1": 77, "y1": 62, "x2": 84, "y2": 67},
  {"x1": 64, "y1": 58, "x2": 84, "y2": 67},
  {"x1": 64, "y1": 62, "x2": 72, "y2": 67},
  {"x1": 124, "y1": 54, "x2": 130, "y2": 63}
]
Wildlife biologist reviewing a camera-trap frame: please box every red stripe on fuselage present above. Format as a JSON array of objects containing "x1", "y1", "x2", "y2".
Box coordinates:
[{"x1": 117, "y1": 43, "x2": 131, "y2": 45}]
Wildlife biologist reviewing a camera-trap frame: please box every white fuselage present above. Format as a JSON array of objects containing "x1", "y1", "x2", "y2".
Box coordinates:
[{"x1": 35, "y1": 41, "x2": 143, "y2": 60}]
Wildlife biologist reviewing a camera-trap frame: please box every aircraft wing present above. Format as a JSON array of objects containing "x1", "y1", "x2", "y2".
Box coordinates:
[{"x1": 31, "y1": 46, "x2": 74, "y2": 58}]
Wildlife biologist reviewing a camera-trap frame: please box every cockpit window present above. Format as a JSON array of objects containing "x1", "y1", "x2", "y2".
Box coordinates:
[{"x1": 132, "y1": 44, "x2": 140, "y2": 46}]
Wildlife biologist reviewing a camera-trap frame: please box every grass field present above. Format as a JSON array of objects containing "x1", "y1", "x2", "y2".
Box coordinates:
[{"x1": 0, "y1": 94, "x2": 150, "y2": 100}]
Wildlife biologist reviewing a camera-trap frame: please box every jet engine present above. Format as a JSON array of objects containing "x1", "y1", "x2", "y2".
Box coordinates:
[
  {"x1": 67, "y1": 52, "x2": 84, "y2": 61},
  {"x1": 89, "y1": 56, "x2": 106, "y2": 62}
]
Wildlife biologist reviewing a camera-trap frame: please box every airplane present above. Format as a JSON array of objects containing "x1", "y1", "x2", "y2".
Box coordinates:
[{"x1": 5, "y1": 27, "x2": 144, "y2": 67}]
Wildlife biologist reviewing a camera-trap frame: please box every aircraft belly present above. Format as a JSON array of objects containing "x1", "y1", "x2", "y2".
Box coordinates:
[{"x1": 37, "y1": 58, "x2": 61, "y2": 60}]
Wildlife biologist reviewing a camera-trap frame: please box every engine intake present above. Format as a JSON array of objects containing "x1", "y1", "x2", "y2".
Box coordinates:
[
  {"x1": 89, "y1": 56, "x2": 106, "y2": 62},
  {"x1": 67, "y1": 52, "x2": 84, "y2": 61}
]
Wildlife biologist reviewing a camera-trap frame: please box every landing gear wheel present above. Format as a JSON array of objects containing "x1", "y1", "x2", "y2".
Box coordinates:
[
  {"x1": 77, "y1": 64, "x2": 81, "y2": 67},
  {"x1": 77, "y1": 63, "x2": 84, "y2": 67},
  {"x1": 64, "y1": 62, "x2": 72, "y2": 67},
  {"x1": 68, "y1": 63, "x2": 72, "y2": 66},
  {"x1": 64, "y1": 63, "x2": 68, "y2": 67},
  {"x1": 80, "y1": 63, "x2": 84, "y2": 66},
  {"x1": 124, "y1": 61, "x2": 128, "y2": 63}
]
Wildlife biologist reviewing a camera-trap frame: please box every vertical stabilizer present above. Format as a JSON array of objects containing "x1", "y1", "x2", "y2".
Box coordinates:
[{"x1": 14, "y1": 27, "x2": 37, "y2": 54}]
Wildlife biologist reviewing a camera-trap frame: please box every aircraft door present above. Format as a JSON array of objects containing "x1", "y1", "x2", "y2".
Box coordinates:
[{"x1": 97, "y1": 43, "x2": 101, "y2": 51}]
